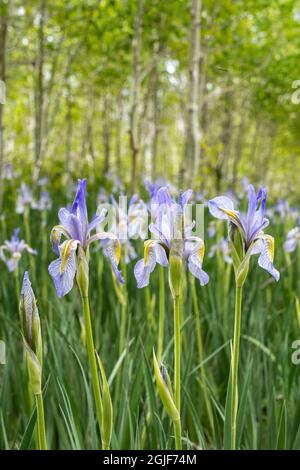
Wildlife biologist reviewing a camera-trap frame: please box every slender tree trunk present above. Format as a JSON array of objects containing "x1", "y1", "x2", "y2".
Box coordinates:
[
  {"x1": 151, "y1": 41, "x2": 160, "y2": 181},
  {"x1": 115, "y1": 90, "x2": 123, "y2": 177},
  {"x1": 0, "y1": 0, "x2": 9, "y2": 210},
  {"x1": 215, "y1": 90, "x2": 233, "y2": 192},
  {"x1": 198, "y1": 50, "x2": 207, "y2": 191},
  {"x1": 102, "y1": 94, "x2": 111, "y2": 174},
  {"x1": 65, "y1": 71, "x2": 73, "y2": 179},
  {"x1": 129, "y1": 0, "x2": 144, "y2": 192},
  {"x1": 33, "y1": 0, "x2": 46, "y2": 183},
  {"x1": 231, "y1": 106, "x2": 246, "y2": 191},
  {"x1": 184, "y1": 0, "x2": 201, "y2": 186}
]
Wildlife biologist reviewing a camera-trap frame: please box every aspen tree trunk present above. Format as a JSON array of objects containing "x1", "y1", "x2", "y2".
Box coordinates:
[
  {"x1": 65, "y1": 72, "x2": 73, "y2": 179},
  {"x1": 0, "y1": 0, "x2": 9, "y2": 210},
  {"x1": 184, "y1": 0, "x2": 201, "y2": 186},
  {"x1": 151, "y1": 41, "x2": 160, "y2": 181},
  {"x1": 33, "y1": 0, "x2": 46, "y2": 183},
  {"x1": 103, "y1": 94, "x2": 111, "y2": 174},
  {"x1": 129, "y1": 0, "x2": 144, "y2": 193},
  {"x1": 215, "y1": 90, "x2": 233, "y2": 192},
  {"x1": 232, "y1": 106, "x2": 246, "y2": 191},
  {"x1": 115, "y1": 90, "x2": 123, "y2": 177}
]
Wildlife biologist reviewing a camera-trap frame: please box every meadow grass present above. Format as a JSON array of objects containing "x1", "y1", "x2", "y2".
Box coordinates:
[{"x1": 0, "y1": 191, "x2": 299, "y2": 450}]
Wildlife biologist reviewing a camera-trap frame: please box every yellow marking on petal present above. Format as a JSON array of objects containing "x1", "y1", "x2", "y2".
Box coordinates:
[
  {"x1": 50, "y1": 225, "x2": 70, "y2": 244},
  {"x1": 222, "y1": 208, "x2": 240, "y2": 222},
  {"x1": 197, "y1": 240, "x2": 205, "y2": 263},
  {"x1": 266, "y1": 235, "x2": 275, "y2": 261},
  {"x1": 144, "y1": 240, "x2": 154, "y2": 265},
  {"x1": 13, "y1": 252, "x2": 21, "y2": 262},
  {"x1": 60, "y1": 240, "x2": 75, "y2": 274}
]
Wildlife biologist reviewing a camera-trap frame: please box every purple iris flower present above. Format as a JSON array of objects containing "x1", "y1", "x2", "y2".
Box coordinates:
[
  {"x1": 16, "y1": 183, "x2": 33, "y2": 214},
  {"x1": 134, "y1": 186, "x2": 209, "y2": 288},
  {"x1": 207, "y1": 221, "x2": 216, "y2": 238},
  {"x1": 31, "y1": 191, "x2": 52, "y2": 211},
  {"x1": 0, "y1": 228, "x2": 37, "y2": 272},
  {"x1": 284, "y1": 226, "x2": 300, "y2": 253},
  {"x1": 145, "y1": 179, "x2": 160, "y2": 203},
  {"x1": 208, "y1": 185, "x2": 280, "y2": 281},
  {"x1": 48, "y1": 179, "x2": 123, "y2": 298},
  {"x1": 209, "y1": 238, "x2": 232, "y2": 264}
]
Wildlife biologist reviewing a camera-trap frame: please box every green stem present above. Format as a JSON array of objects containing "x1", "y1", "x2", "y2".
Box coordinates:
[
  {"x1": 119, "y1": 259, "x2": 127, "y2": 356},
  {"x1": 174, "y1": 419, "x2": 182, "y2": 450},
  {"x1": 190, "y1": 276, "x2": 214, "y2": 437},
  {"x1": 231, "y1": 285, "x2": 243, "y2": 450},
  {"x1": 35, "y1": 393, "x2": 47, "y2": 450},
  {"x1": 173, "y1": 294, "x2": 182, "y2": 450},
  {"x1": 15, "y1": 266, "x2": 20, "y2": 301},
  {"x1": 81, "y1": 294, "x2": 103, "y2": 445},
  {"x1": 24, "y1": 209, "x2": 36, "y2": 284},
  {"x1": 41, "y1": 211, "x2": 48, "y2": 302},
  {"x1": 157, "y1": 266, "x2": 165, "y2": 362}
]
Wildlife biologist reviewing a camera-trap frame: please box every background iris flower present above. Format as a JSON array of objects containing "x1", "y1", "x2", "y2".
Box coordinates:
[
  {"x1": 16, "y1": 183, "x2": 33, "y2": 214},
  {"x1": 48, "y1": 178, "x2": 123, "y2": 298},
  {"x1": 0, "y1": 228, "x2": 37, "y2": 272},
  {"x1": 134, "y1": 186, "x2": 209, "y2": 288},
  {"x1": 208, "y1": 185, "x2": 280, "y2": 281},
  {"x1": 284, "y1": 226, "x2": 300, "y2": 253}
]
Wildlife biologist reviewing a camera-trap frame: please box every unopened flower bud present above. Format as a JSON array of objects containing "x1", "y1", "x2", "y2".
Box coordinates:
[
  {"x1": 76, "y1": 247, "x2": 89, "y2": 298},
  {"x1": 20, "y1": 271, "x2": 42, "y2": 394},
  {"x1": 169, "y1": 240, "x2": 183, "y2": 298}
]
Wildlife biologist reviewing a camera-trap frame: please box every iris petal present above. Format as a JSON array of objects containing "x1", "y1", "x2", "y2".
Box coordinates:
[
  {"x1": 48, "y1": 241, "x2": 78, "y2": 297},
  {"x1": 134, "y1": 242, "x2": 158, "y2": 288},
  {"x1": 253, "y1": 236, "x2": 280, "y2": 282},
  {"x1": 208, "y1": 196, "x2": 235, "y2": 220},
  {"x1": 188, "y1": 252, "x2": 209, "y2": 286},
  {"x1": 103, "y1": 239, "x2": 124, "y2": 284}
]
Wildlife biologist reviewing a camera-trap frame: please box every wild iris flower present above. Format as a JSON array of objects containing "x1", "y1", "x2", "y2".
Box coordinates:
[
  {"x1": 134, "y1": 186, "x2": 209, "y2": 288},
  {"x1": 107, "y1": 194, "x2": 148, "y2": 264},
  {"x1": 209, "y1": 184, "x2": 279, "y2": 450},
  {"x1": 208, "y1": 185, "x2": 280, "y2": 282},
  {"x1": 20, "y1": 271, "x2": 47, "y2": 450},
  {"x1": 136, "y1": 186, "x2": 208, "y2": 450},
  {"x1": 48, "y1": 178, "x2": 123, "y2": 298},
  {"x1": 209, "y1": 238, "x2": 232, "y2": 264},
  {"x1": 16, "y1": 183, "x2": 33, "y2": 214},
  {"x1": 0, "y1": 228, "x2": 37, "y2": 272},
  {"x1": 284, "y1": 226, "x2": 300, "y2": 253},
  {"x1": 32, "y1": 191, "x2": 52, "y2": 211}
]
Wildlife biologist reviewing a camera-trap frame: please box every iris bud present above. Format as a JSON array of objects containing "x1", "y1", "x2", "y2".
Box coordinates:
[
  {"x1": 153, "y1": 350, "x2": 179, "y2": 423},
  {"x1": 20, "y1": 272, "x2": 42, "y2": 394},
  {"x1": 228, "y1": 222, "x2": 244, "y2": 267},
  {"x1": 169, "y1": 240, "x2": 183, "y2": 299},
  {"x1": 76, "y1": 247, "x2": 89, "y2": 298}
]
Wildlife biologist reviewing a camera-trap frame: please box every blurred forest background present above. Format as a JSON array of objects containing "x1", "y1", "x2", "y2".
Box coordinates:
[{"x1": 1, "y1": 0, "x2": 300, "y2": 204}]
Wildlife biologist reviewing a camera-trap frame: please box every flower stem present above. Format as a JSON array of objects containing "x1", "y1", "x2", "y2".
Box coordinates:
[
  {"x1": 190, "y1": 276, "x2": 214, "y2": 437},
  {"x1": 173, "y1": 294, "x2": 182, "y2": 450},
  {"x1": 24, "y1": 208, "x2": 36, "y2": 284},
  {"x1": 15, "y1": 266, "x2": 20, "y2": 301},
  {"x1": 231, "y1": 285, "x2": 243, "y2": 450},
  {"x1": 35, "y1": 393, "x2": 47, "y2": 450},
  {"x1": 118, "y1": 259, "x2": 127, "y2": 357},
  {"x1": 157, "y1": 266, "x2": 165, "y2": 362},
  {"x1": 82, "y1": 294, "x2": 103, "y2": 445}
]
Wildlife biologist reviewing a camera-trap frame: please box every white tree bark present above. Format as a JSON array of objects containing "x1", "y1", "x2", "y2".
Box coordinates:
[{"x1": 184, "y1": 0, "x2": 201, "y2": 186}]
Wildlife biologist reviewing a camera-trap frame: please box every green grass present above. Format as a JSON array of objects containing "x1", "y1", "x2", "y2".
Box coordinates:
[{"x1": 0, "y1": 195, "x2": 300, "y2": 450}]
